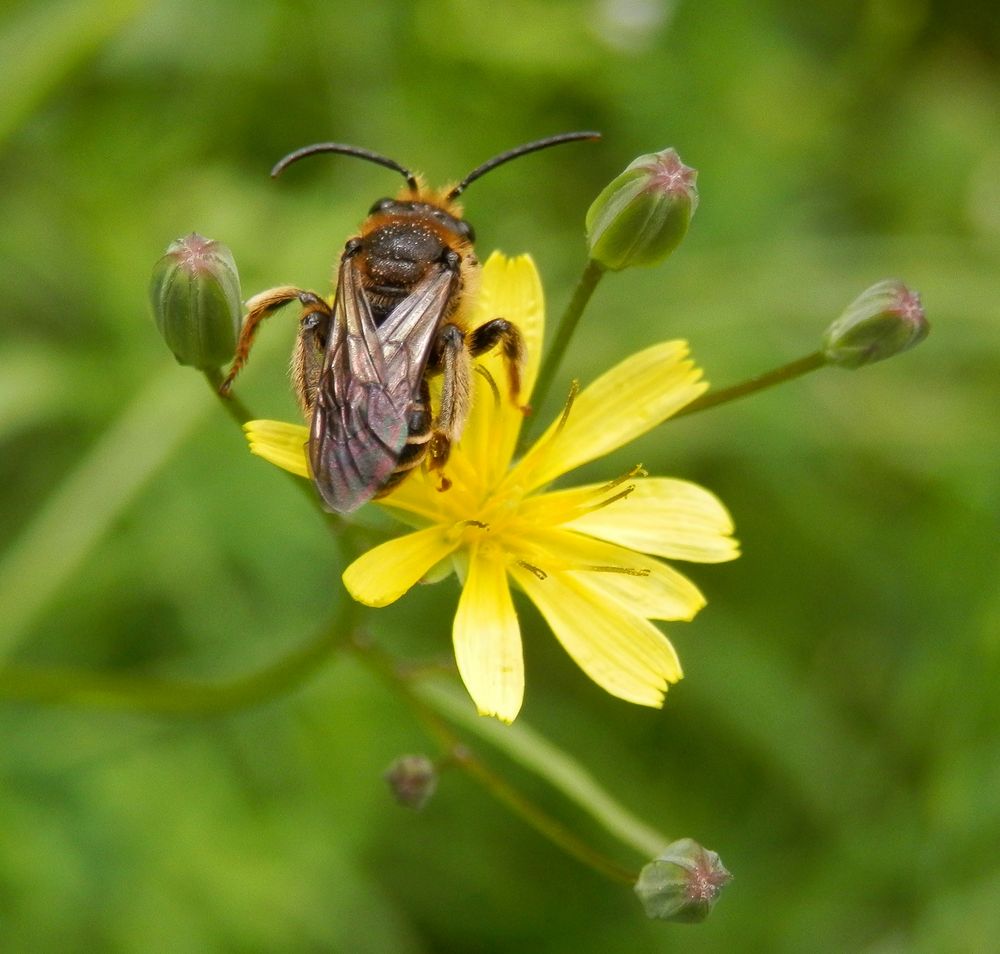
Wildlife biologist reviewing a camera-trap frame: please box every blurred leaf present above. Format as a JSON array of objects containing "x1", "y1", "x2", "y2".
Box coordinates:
[
  {"x1": 0, "y1": 346, "x2": 75, "y2": 437},
  {"x1": 0, "y1": 364, "x2": 212, "y2": 661},
  {"x1": 0, "y1": 0, "x2": 147, "y2": 148}
]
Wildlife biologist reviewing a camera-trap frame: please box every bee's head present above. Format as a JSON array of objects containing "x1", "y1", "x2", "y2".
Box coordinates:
[{"x1": 366, "y1": 197, "x2": 475, "y2": 245}]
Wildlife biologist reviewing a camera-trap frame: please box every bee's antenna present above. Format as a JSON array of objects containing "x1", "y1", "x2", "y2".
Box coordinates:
[
  {"x1": 271, "y1": 143, "x2": 420, "y2": 192},
  {"x1": 448, "y1": 131, "x2": 601, "y2": 200}
]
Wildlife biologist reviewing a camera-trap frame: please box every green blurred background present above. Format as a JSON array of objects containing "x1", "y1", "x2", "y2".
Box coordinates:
[{"x1": 1, "y1": 0, "x2": 998, "y2": 950}]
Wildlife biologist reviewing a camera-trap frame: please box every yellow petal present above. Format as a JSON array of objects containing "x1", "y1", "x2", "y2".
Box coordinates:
[
  {"x1": 511, "y1": 563, "x2": 682, "y2": 708},
  {"x1": 375, "y1": 468, "x2": 447, "y2": 524},
  {"x1": 342, "y1": 526, "x2": 458, "y2": 607},
  {"x1": 521, "y1": 527, "x2": 706, "y2": 620},
  {"x1": 544, "y1": 477, "x2": 740, "y2": 563},
  {"x1": 508, "y1": 341, "x2": 707, "y2": 493},
  {"x1": 244, "y1": 420, "x2": 310, "y2": 478},
  {"x1": 376, "y1": 452, "x2": 485, "y2": 527},
  {"x1": 460, "y1": 253, "x2": 545, "y2": 485},
  {"x1": 453, "y1": 546, "x2": 524, "y2": 722},
  {"x1": 473, "y1": 252, "x2": 545, "y2": 399}
]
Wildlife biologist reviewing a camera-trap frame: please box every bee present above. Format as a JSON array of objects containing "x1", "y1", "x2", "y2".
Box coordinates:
[{"x1": 221, "y1": 131, "x2": 600, "y2": 513}]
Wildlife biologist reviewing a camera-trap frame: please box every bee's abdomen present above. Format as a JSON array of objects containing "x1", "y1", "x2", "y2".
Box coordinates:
[{"x1": 375, "y1": 389, "x2": 432, "y2": 498}]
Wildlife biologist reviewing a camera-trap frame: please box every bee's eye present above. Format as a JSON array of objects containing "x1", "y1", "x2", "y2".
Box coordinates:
[
  {"x1": 369, "y1": 197, "x2": 396, "y2": 214},
  {"x1": 458, "y1": 219, "x2": 475, "y2": 243}
]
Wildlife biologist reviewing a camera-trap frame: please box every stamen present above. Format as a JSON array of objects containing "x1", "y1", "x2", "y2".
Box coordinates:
[
  {"x1": 517, "y1": 560, "x2": 548, "y2": 580},
  {"x1": 581, "y1": 565, "x2": 650, "y2": 577},
  {"x1": 583, "y1": 463, "x2": 649, "y2": 513},
  {"x1": 445, "y1": 519, "x2": 489, "y2": 546},
  {"x1": 474, "y1": 365, "x2": 501, "y2": 407},
  {"x1": 511, "y1": 380, "x2": 579, "y2": 482},
  {"x1": 564, "y1": 464, "x2": 648, "y2": 521},
  {"x1": 554, "y1": 380, "x2": 580, "y2": 437},
  {"x1": 582, "y1": 484, "x2": 635, "y2": 514},
  {"x1": 599, "y1": 463, "x2": 647, "y2": 493}
]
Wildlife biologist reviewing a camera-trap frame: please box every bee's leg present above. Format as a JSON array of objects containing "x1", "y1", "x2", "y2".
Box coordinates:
[
  {"x1": 219, "y1": 286, "x2": 330, "y2": 395},
  {"x1": 291, "y1": 304, "x2": 334, "y2": 416},
  {"x1": 428, "y1": 324, "x2": 471, "y2": 470},
  {"x1": 467, "y1": 318, "x2": 526, "y2": 410}
]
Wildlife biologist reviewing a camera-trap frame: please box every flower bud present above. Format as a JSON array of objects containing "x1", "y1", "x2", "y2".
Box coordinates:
[
  {"x1": 149, "y1": 233, "x2": 242, "y2": 370},
  {"x1": 634, "y1": 838, "x2": 732, "y2": 923},
  {"x1": 384, "y1": 754, "x2": 438, "y2": 810},
  {"x1": 586, "y1": 148, "x2": 698, "y2": 271},
  {"x1": 823, "y1": 280, "x2": 928, "y2": 369}
]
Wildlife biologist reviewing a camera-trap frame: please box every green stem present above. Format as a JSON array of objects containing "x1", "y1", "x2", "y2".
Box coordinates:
[
  {"x1": 355, "y1": 639, "x2": 639, "y2": 883},
  {"x1": 0, "y1": 603, "x2": 358, "y2": 715},
  {"x1": 203, "y1": 366, "x2": 254, "y2": 427},
  {"x1": 520, "y1": 258, "x2": 606, "y2": 452},
  {"x1": 454, "y1": 746, "x2": 637, "y2": 884},
  {"x1": 418, "y1": 680, "x2": 670, "y2": 860},
  {"x1": 673, "y1": 350, "x2": 827, "y2": 419}
]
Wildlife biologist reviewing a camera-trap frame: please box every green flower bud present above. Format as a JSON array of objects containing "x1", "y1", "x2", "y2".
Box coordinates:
[
  {"x1": 149, "y1": 233, "x2": 242, "y2": 370},
  {"x1": 586, "y1": 148, "x2": 698, "y2": 271},
  {"x1": 634, "y1": 838, "x2": 732, "y2": 923},
  {"x1": 384, "y1": 754, "x2": 438, "y2": 810},
  {"x1": 823, "y1": 279, "x2": 928, "y2": 369}
]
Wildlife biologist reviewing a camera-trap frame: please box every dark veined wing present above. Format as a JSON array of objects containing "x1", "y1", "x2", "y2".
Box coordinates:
[
  {"x1": 377, "y1": 262, "x2": 454, "y2": 410},
  {"x1": 308, "y1": 256, "x2": 454, "y2": 513},
  {"x1": 309, "y1": 255, "x2": 401, "y2": 513}
]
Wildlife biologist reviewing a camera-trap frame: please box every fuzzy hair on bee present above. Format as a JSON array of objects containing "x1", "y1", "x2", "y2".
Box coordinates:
[{"x1": 220, "y1": 131, "x2": 600, "y2": 513}]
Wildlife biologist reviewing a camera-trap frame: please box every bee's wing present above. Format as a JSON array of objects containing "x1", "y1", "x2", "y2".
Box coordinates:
[
  {"x1": 378, "y1": 263, "x2": 454, "y2": 404},
  {"x1": 309, "y1": 256, "x2": 401, "y2": 513},
  {"x1": 308, "y1": 257, "x2": 453, "y2": 513}
]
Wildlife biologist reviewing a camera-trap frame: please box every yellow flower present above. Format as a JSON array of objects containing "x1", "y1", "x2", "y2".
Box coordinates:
[{"x1": 245, "y1": 253, "x2": 738, "y2": 723}]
